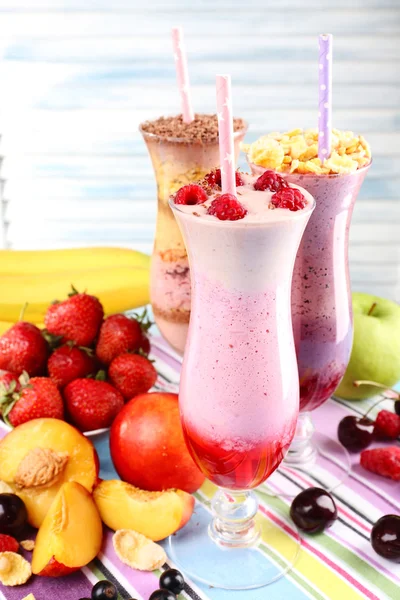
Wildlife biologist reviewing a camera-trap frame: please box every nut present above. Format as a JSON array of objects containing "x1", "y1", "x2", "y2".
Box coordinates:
[
  {"x1": 0, "y1": 480, "x2": 13, "y2": 494},
  {"x1": 14, "y1": 448, "x2": 69, "y2": 490},
  {"x1": 20, "y1": 540, "x2": 35, "y2": 551},
  {"x1": 0, "y1": 552, "x2": 31, "y2": 586},
  {"x1": 113, "y1": 529, "x2": 166, "y2": 571},
  {"x1": 22, "y1": 595, "x2": 36, "y2": 600}
]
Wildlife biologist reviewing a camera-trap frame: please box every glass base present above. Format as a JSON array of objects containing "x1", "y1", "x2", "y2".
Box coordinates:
[
  {"x1": 266, "y1": 414, "x2": 351, "y2": 498},
  {"x1": 169, "y1": 493, "x2": 301, "y2": 590}
]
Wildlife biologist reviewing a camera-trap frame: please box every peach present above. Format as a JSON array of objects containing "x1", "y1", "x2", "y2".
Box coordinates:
[
  {"x1": 32, "y1": 481, "x2": 103, "y2": 577},
  {"x1": 0, "y1": 418, "x2": 99, "y2": 528},
  {"x1": 110, "y1": 392, "x2": 205, "y2": 493},
  {"x1": 93, "y1": 479, "x2": 194, "y2": 541}
]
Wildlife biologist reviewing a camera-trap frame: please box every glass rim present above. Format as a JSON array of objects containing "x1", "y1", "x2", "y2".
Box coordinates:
[
  {"x1": 246, "y1": 154, "x2": 372, "y2": 178},
  {"x1": 169, "y1": 193, "x2": 316, "y2": 228},
  {"x1": 139, "y1": 117, "x2": 248, "y2": 145}
]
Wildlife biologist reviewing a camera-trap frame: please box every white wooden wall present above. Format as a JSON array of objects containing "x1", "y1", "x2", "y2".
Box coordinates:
[{"x1": 0, "y1": 0, "x2": 399, "y2": 300}]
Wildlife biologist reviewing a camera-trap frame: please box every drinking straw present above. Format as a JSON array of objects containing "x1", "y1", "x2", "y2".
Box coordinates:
[
  {"x1": 318, "y1": 33, "x2": 333, "y2": 161},
  {"x1": 171, "y1": 27, "x2": 194, "y2": 123},
  {"x1": 216, "y1": 74, "x2": 236, "y2": 195}
]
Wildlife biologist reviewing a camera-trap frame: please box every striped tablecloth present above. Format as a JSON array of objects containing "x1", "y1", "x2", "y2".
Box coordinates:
[{"x1": 1, "y1": 335, "x2": 399, "y2": 600}]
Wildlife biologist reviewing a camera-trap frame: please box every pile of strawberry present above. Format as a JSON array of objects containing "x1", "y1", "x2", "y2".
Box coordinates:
[
  {"x1": 338, "y1": 395, "x2": 400, "y2": 481},
  {"x1": 0, "y1": 289, "x2": 157, "y2": 432}
]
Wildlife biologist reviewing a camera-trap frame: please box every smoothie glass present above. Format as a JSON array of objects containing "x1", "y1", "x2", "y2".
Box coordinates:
[
  {"x1": 168, "y1": 183, "x2": 314, "y2": 589},
  {"x1": 250, "y1": 161, "x2": 370, "y2": 468},
  {"x1": 140, "y1": 119, "x2": 247, "y2": 354}
]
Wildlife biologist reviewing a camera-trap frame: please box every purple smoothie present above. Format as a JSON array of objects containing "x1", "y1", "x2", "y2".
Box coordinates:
[{"x1": 285, "y1": 167, "x2": 370, "y2": 411}]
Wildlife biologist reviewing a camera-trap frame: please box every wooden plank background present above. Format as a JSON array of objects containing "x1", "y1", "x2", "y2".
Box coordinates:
[{"x1": 0, "y1": 0, "x2": 399, "y2": 300}]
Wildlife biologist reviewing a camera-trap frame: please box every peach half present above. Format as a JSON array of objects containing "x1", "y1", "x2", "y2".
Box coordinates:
[
  {"x1": 32, "y1": 481, "x2": 103, "y2": 576},
  {"x1": 93, "y1": 479, "x2": 194, "y2": 541},
  {"x1": 0, "y1": 418, "x2": 99, "y2": 528}
]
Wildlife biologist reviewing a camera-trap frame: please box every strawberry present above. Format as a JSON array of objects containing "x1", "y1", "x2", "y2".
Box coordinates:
[
  {"x1": 360, "y1": 447, "x2": 400, "y2": 481},
  {"x1": 0, "y1": 376, "x2": 64, "y2": 428},
  {"x1": 96, "y1": 309, "x2": 152, "y2": 365},
  {"x1": 374, "y1": 410, "x2": 400, "y2": 440},
  {"x1": 64, "y1": 379, "x2": 124, "y2": 431},
  {"x1": 0, "y1": 322, "x2": 48, "y2": 376},
  {"x1": 44, "y1": 288, "x2": 104, "y2": 347},
  {"x1": 0, "y1": 534, "x2": 19, "y2": 553},
  {"x1": 108, "y1": 353, "x2": 157, "y2": 400},
  {"x1": 47, "y1": 345, "x2": 96, "y2": 388}
]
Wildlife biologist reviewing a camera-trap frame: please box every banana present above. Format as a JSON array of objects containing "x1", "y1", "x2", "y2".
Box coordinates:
[
  {"x1": 0, "y1": 247, "x2": 150, "y2": 275},
  {"x1": 0, "y1": 266, "x2": 150, "y2": 323}
]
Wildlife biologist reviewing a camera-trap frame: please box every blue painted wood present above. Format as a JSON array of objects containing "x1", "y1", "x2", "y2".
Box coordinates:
[{"x1": 0, "y1": 0, "x2": 398, "y2": 301}]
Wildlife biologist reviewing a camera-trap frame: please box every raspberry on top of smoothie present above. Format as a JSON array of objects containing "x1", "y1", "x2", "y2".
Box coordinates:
[
  {"x1": 242, "y1": 128, "x2": 371, "y2": 176},
  {"x1": 171, "y1": 170, "x2": 314, "y2": 221}
]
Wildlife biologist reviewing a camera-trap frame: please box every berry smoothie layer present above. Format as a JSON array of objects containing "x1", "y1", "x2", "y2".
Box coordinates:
[
  {"x1": 140, "y1": 114, "x2": 247, "y2": 354},
  {"x1": 244, "y1": 129, "x2": 371, "y2": 412},
  {"x1": 170, "y1": 172, "x2": 314, "y2": 489}
]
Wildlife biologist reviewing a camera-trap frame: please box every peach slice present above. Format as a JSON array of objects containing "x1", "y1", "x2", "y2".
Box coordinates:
[
  {"x1": 32, "y1": 481, "x2": 103, "y2": 577},
  {"x1": 0, "y1": 418, "x2": 99, "y2": 528},
  {"x1": 93, "y1": 480, "x2": 194, "y2": 542}
]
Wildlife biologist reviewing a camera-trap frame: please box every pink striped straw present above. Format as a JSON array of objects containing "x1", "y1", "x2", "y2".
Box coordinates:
[
  {"x1": 171, "y1": 27, "x2": 194, "y2": 123},
  {"x1": 216, "y1": 74, "x2": 236, "y2": 195},
  {"x1": 318, "y1": 33, "x2": 333, "y2": 161}
]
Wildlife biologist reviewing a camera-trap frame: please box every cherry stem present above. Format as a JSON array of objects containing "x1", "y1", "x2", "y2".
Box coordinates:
[
  {"x1": 367, "y1": 302, "x2": 377, "y2": 316},
  {"x1": 364, "y1": 397, "x2": 390, "y2": 419}
]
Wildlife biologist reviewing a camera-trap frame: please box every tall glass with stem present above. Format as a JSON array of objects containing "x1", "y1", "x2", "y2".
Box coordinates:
[
  {"x1": 250, "y1": 160, "x2": 370, "y2": 475},
  {"x1": 140, "y1": 119, "x2": 247, "y2": 355},
  {"x1": 168, "y1": 180, "x2": 314, "y2": 589}
]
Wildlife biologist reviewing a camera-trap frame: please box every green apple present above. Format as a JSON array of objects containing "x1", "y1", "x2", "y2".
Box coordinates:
[{"x1": 335, "y1": 292, "x2": 400, "y2": 400}]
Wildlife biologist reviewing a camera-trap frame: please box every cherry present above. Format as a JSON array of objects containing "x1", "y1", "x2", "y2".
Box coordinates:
[
  {"x1": 290, "y1": 487, "x2": 337, "y2": 533},
  {"x1": 371, "y1": 515, "x2": 400, "y2": 561},
  {"x1": 159, "y1": 569, "x2": 185, "y2": 595},
  {"x1": 0, "y1": 493, "x2": 28, "y2": 536},
  {"x1": 337, "y1": 415, "x2": 374, "y2": 452}
]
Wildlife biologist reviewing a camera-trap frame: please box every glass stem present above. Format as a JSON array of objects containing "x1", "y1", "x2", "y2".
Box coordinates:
[
  {"x1": 209, "y1": 488, "x2": 261, "y2": 549},
  {"x1": 284, "y1": 412, "x2": 317, "y2": 467}
]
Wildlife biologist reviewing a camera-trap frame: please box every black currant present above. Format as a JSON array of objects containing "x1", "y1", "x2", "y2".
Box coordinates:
[
  {"x1": 0, "y1": 493, "x2": 28, "y2": 536},
  {"x1": 149, "y1": 589, "x2": 177, "y2": 600},
  {"x1": 91, "y1": 580, "x2": 118, "y2": 600},
  {"x1": 159, "y1": 569, "x2": 185, "y2": 595}
]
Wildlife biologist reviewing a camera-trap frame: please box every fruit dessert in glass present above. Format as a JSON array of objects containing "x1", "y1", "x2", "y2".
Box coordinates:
[
  {"x1": 244, "y1": 128, "x2": 371, "y2": 467},
  {"x1": 140, "y1": 114, "x2": 247, "y2": 354},
  {"x1": 168, "y1": 171, "x2": 315, "y2": 589}
]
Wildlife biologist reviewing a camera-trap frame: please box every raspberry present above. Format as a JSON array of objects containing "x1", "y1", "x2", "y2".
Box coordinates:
[
  {"x1": 207, "y1": 194, "x2": 247, "y2": 221},
  {"x1": 254, "y1": 170, "x2": 289, "y2": 192},
  {"x1": 271, "y1": 188, "x2": 306, "y2": 212},
  {"x1": 374, "y1": 410, "x2": 400, "y2": 439},
  {"x1": 204, "y1": 169, "x2": 244, "y2": 188},
  {"x1": 360, "y1": 447, "x2": 400, "y2": 481},
  {"x1": 174, "y1": 184, "x2": 207, "y2": 205},
  {"x1": 0, "y1": 534, "x2": 19, "y2": 553}
]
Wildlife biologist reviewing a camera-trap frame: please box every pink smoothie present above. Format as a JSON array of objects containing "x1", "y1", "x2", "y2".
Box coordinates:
[{"x1": 171, "y1": 175, "x2": 315, "y2": 489}]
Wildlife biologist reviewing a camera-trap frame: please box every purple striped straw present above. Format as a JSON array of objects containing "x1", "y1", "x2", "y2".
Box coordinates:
[{"x1": 318, "y1": 34, "x2": 333, "y2": 161}]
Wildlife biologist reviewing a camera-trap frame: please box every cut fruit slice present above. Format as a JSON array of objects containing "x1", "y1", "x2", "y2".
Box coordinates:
[
  {"x1": 0, "y1": 418, "x2": 99, "y2": 528},
  {"x1": 32, "y1": 481, "x2": 103, "y2": 577},
  {"x1": 93, "y1": 479, "x2": 194, "y2": 541}
]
